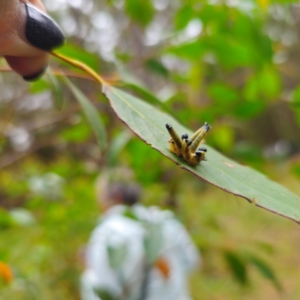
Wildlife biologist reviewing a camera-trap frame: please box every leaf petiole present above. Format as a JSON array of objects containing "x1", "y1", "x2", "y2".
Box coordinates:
[{"x1": 50, "y1": 51, "x2": 105, "y2": 85}]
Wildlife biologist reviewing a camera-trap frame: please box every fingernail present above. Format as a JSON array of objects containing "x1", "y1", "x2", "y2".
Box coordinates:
[
  {"x1": 23, "y1": 67, "x2": 47, "y2": 81},
  {"x1": 25, "y1": 4, "x2": 65, "y2": 51}
]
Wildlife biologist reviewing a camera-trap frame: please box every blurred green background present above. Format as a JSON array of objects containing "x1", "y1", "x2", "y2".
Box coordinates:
[{"x1": 1, "y1": 0, "x2": 300, "y2": 299}]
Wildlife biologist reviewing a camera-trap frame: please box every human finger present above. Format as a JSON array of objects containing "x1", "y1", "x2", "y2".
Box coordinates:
[{"x1": 1, "y1": 0, "x2": 64, "y2": 80}]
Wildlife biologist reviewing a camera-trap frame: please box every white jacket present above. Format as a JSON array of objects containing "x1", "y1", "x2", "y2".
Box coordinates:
[{"x1": 81, "y1": 204, "x2": 200, "y2": 300}]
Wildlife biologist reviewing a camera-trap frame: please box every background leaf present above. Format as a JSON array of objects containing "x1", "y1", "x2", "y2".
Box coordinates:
[
  {"x1": 224, "y1": 251, "x2": 248, "y2": 285},
  {"x1": 124, "y1": 0, "x2": 154, "y2": 27},
  {"x1": 248, "y1": 254, "x2": 282, "y2": 292},
  {"x1": 46, "y1": 69, "x2": 64, "y2": 109},
  {"x1": 65, "y1": 78, "x2": 107, "y2": 152},
  {"x1": 107, "y1": 129, "x2": 133, "y2": 166}
]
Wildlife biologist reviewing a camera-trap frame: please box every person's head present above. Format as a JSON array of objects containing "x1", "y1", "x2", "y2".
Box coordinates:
[{"x1": 95, "y1": 167, "x2": 141, "y2": 211}]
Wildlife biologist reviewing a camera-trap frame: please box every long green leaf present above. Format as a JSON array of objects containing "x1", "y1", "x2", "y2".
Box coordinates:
[
  {"x1": 107, "y1": 129, "x2": 133, "y2": 166},
  {"x1": 46, "y1": 68, "x2": 64, "y2": 109},
  {"x1": 65, "y1": 78, "x2": 107, "y2": 152},
  {"x1": 102, "y1": 85, "x2": 300, "y2": 224},
  {"x1": 248, "y1": 255, "x2": 282, "y2": 292},
  {"x1": 223, "y1": 251, "x2": 248, "y2": 285}
]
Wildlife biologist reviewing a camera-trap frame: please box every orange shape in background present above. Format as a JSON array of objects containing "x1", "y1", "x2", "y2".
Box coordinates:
[{"x1": 0, "y1": 261, "x2": 13, "y2": 284}]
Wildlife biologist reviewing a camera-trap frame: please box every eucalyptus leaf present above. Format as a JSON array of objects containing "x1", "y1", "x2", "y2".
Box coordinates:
[
  {"x1": 46, "y1": 69, "x2": 64, "y2": 109},
  {"x1": 64, "y1": 78, "x2": 107, "y2": 152},
  {"x1": 103, "y1": 86, "x2": 300, "y2": 224}
]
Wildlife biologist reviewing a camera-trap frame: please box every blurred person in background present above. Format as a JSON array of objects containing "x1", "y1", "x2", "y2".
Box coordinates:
[
  {"x1": 80, "y1": 167, "x2": 200, "y2": 300},
  {"x1": 0, "y1": 0, "x2": 64, "y2": 80}
]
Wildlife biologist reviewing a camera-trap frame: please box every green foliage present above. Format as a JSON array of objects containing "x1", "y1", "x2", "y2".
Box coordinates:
[
  {"x1": 174, "y1": 5, "x2": 195, "y2": 30},
  {"x1": 60, "y1": 122, "x2": 92, "y2": 143},
  {"x1": 125, "y1": 139, "x2": 164, "y2": 185},
  {"x1": 124, "y1": 0, "x2": 154, "y2": 27},
  {"x1": 145, "y1": 59, "x2": 169, "y2": 77},
  {"x1": 243, "y1": 68, "x2": 281, "y2": 102},
  {"x1": 291, "y1": 163, "x2": 300, "y2": 179},
  {"x1": 208, "y1": 83, "x2": 238, "y2": 105},
  {"x1": 223, "y1": 250, "x2": 282, "y2": 291},
  {"x1": 292, "y1": 85, "x2": 300, "y2": 104},
  {"x1": 29, "y1": 78, "x2": 50, "y2": 94},
  {"x1": 209, "y1": 125, "x2": 235, "y2": 152},
  {"x1": 0, "y1": 209, "x2": 13, "y2": 229}
]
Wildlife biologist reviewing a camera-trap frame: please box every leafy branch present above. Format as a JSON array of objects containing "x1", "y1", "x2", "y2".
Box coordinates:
[{"x1": 49, "y1": 51, "x2": 300, "y2": 225}]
